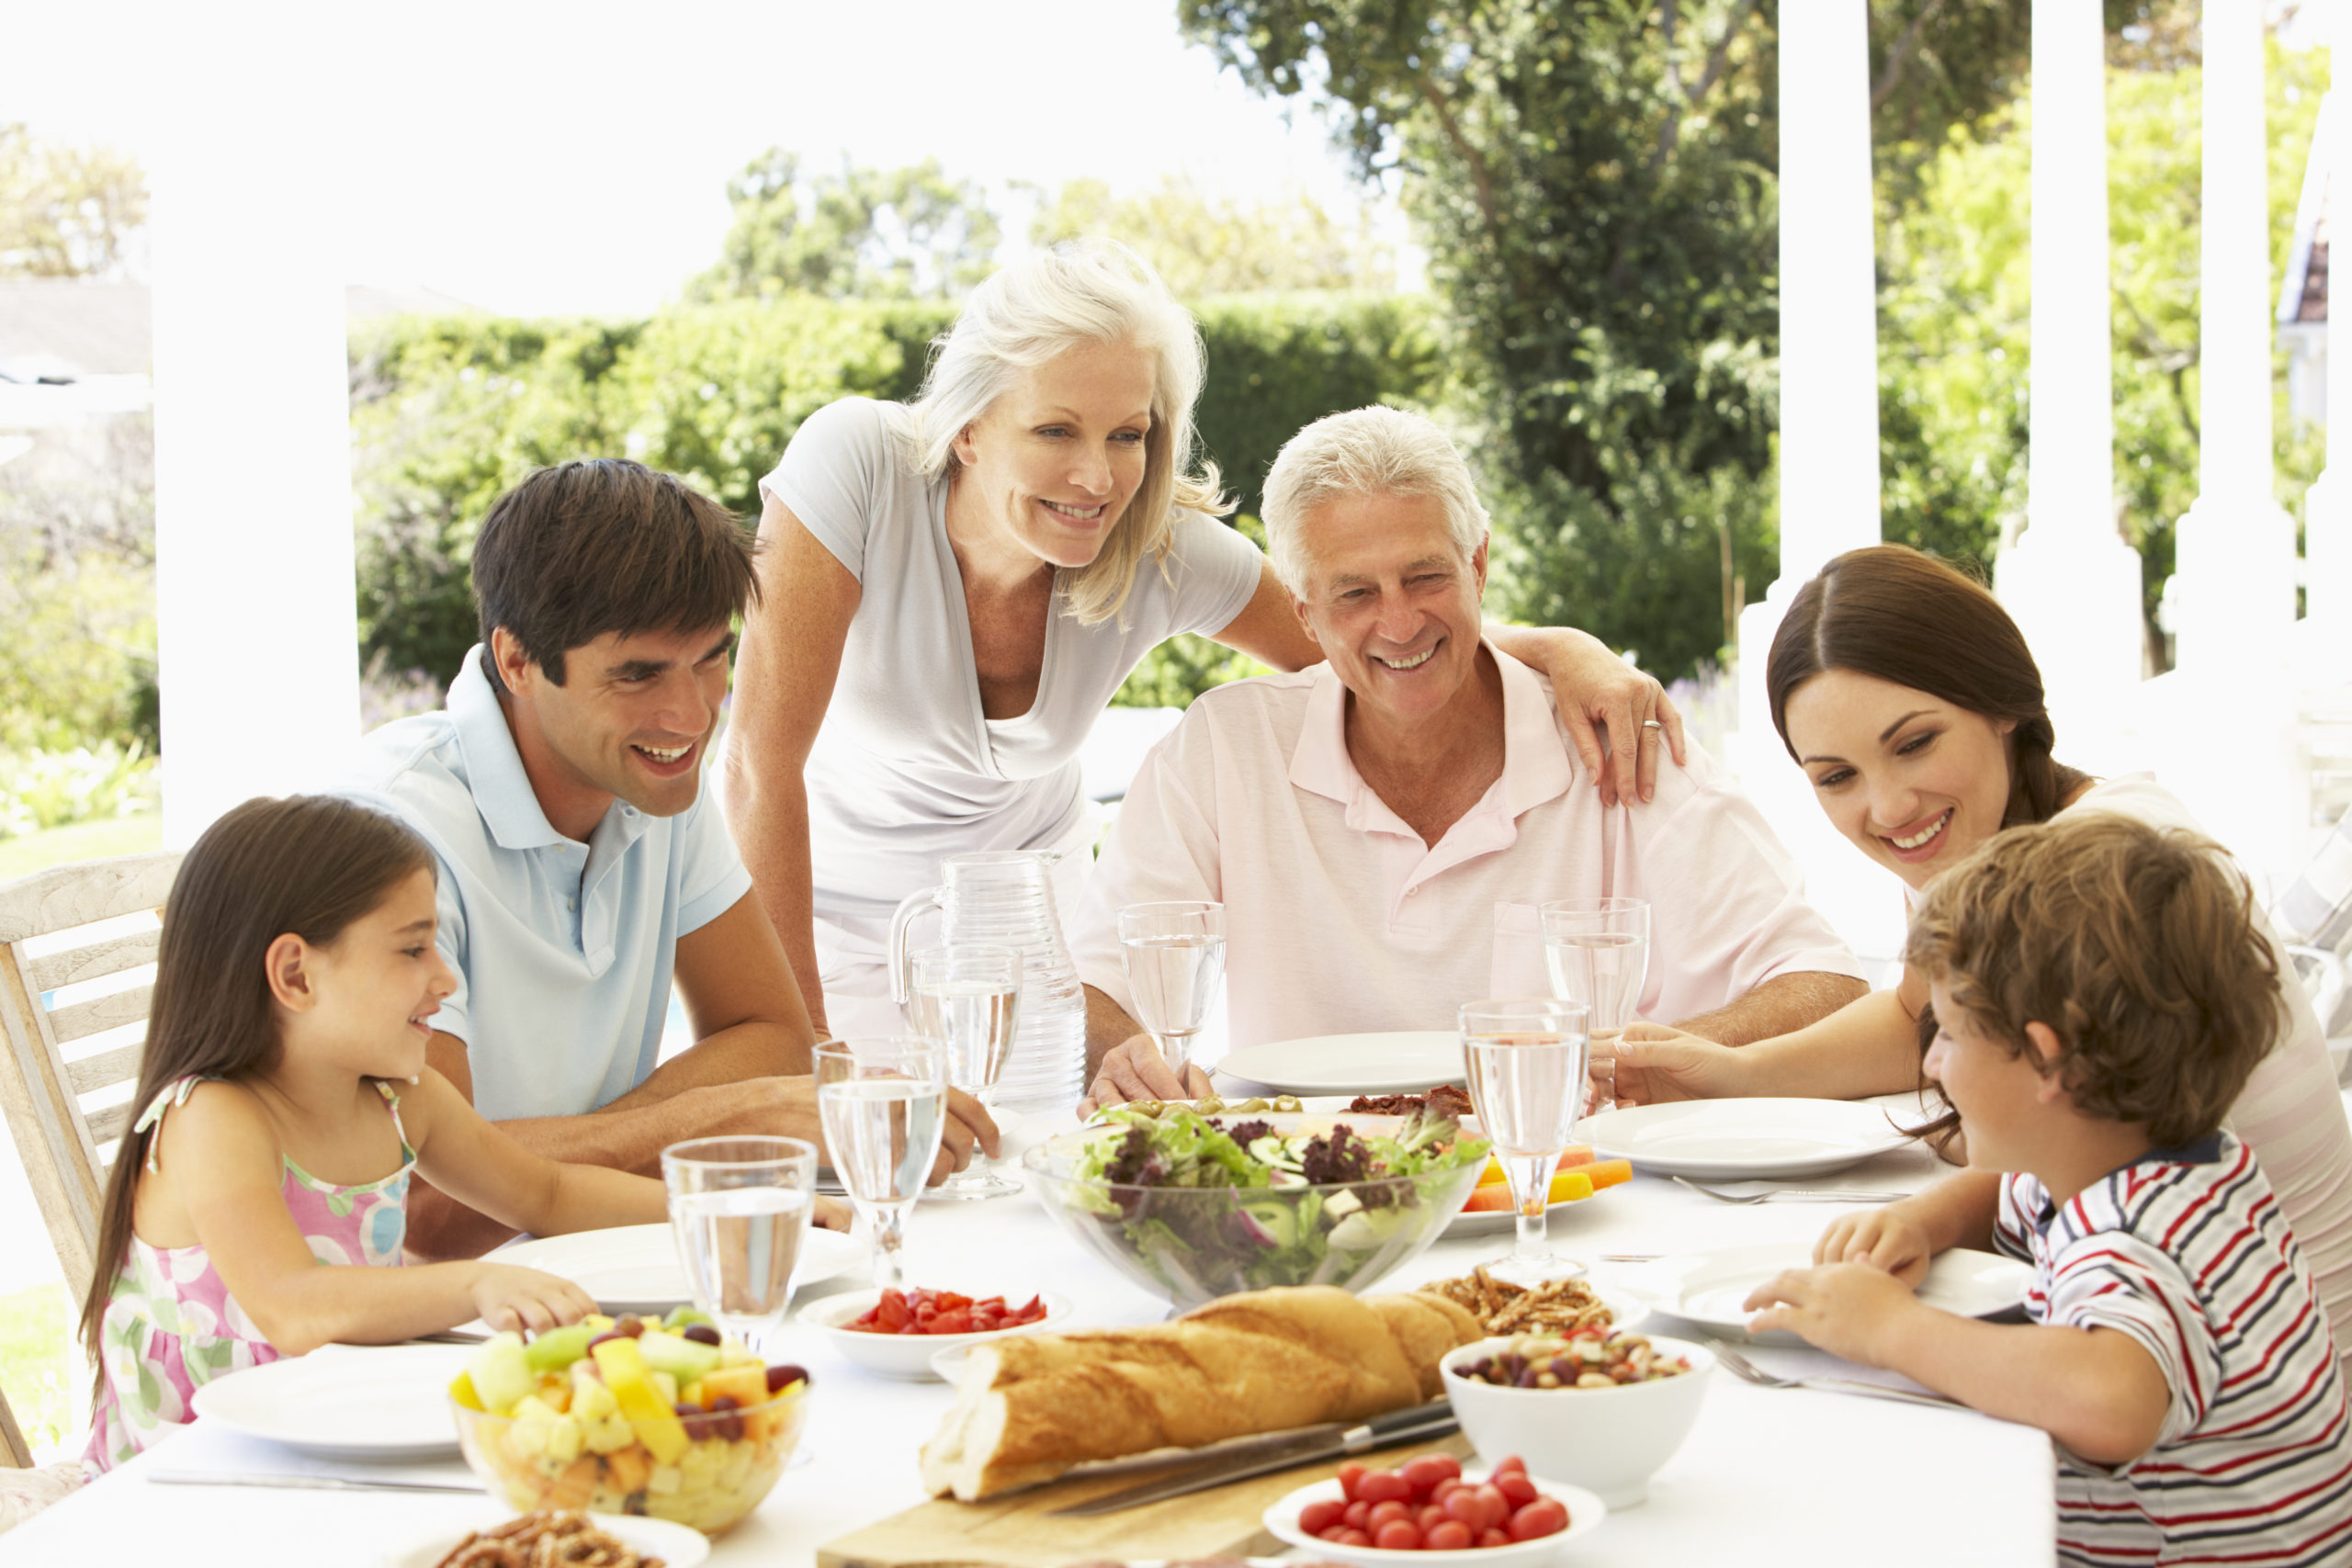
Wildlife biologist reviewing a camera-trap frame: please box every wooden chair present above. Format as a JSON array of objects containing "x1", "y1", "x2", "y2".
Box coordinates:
[{"x1": 0, "y1": 852, "x2": 181, "y2": 1302}]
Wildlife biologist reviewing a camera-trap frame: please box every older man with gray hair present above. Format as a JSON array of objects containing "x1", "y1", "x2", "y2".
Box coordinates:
[{"x1": 1070, "y1": 405, "x2": 1869, "y2": 1109}]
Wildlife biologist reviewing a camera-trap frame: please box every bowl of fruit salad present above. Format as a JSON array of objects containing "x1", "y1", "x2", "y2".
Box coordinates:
[
  {"x1": 800, "y1": 1286, "x2": 1073, "y2": 1381},
  {"x1": 448, "y1": 1308, "x2": 809, "y2": 1536}
]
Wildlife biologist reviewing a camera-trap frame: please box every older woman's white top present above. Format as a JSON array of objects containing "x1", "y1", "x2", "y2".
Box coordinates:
[
  {"x1": 756, "y1": 397, "x2": 1262, "y2": 927},
  {"x1": 2057, "y1": 775, "x2": 2352, "y2": 1359}
]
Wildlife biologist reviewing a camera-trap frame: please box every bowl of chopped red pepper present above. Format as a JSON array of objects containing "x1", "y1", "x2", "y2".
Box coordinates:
[{"x1": 798, "y1": 1287, "x2": 1074, "y2": 1381}]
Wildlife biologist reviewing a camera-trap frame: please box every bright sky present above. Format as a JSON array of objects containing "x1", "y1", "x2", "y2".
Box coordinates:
[{"x1": 3, "y1": 0, "x2": 1406, "y2": 316}]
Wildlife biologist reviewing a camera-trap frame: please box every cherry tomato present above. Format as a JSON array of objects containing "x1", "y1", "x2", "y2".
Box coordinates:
[
  {"x1": 1374, "y1": 1521, "x2": 1422, "y2": 1551},
  {"x1": 1430, "y1": 1477, "x2": 1464, "y2": 1506},
  {"x1": 1510, "y1": 1497, "x2": 1570, "y2": 1541},
  {"x1": 1492, "y1": 1454, "x2": 1528, "y2": 1476},
  {"x1": 1473, "y1": 1483, "x2": 1510, "y2": 1530},
  {"x1": 1367, "y1": 1500, "x2": 1413, "y2": 1530},
  {"x1": 1495, "y1": 1471, "x2": 1539, "y2": 1508},
  {"x1": 1342, "y1": 1500, "x2": 1373, "y2": 1530},
  {"x1": 1337, "y1": 1461, "x2": 1367, "y2": 1502},
  {"x1": 1318, "y1": 1526, "x2": 1351, "y2": 1544},
  {"x1": 1442, "y1": 1488, "x2": 1491, "y2": 1531},
  {"x1": 1479, "y1": 1527, "x2": 1513, "y2": 1549},
  {"x1": 1425, "y1": 1520, "x2": 1474, "y2": 1551},
  {"x1": 1402, "y1": 1453, "x2": 1461, "y2": 1495},
  {"x1": 1357, "y1": 1469, "x2": 1412, "y2": 1505},
  {"x1": 1418, "y1": 1503, "x2": 1449, "y2": 1534},
  {"x1": 1336, "y1": 1529, "x2": 1374, "y2": 1548},
  {"x1": 1299, "y1": 1499, "x2": 1345, "y2": 1535}
]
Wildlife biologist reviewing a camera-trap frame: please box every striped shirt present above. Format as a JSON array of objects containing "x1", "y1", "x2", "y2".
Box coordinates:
[{"x1": 1996, "y1": 1135, "x2": 2352, "y2": 1566}]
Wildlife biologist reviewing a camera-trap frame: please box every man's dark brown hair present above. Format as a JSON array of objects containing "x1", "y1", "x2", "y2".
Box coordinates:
[
  {"x1": 470, "y1": 458, "x2": 758, "y2": 686},
  {"x1": 1905, "y1": 812, "x2": 2283, "y2": 1148}
]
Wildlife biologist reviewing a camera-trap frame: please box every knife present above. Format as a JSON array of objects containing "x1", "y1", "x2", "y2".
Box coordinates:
[
  {"x1": 1046, "y1": 1402, "x2": 1462, "y2": 1517},
  {"x1": 149, "y1": 1470, "x2": 488, "y2": 1495}
]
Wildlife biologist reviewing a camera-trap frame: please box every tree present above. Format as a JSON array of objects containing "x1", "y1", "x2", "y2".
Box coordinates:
[
  {"x1": 688, "y1": 151, "x2": 1001, "y2": 303},
  {"x1": 1028, "y1": 174, "x2": 1393, "y2": 296},
  {"x1": 0, "y1": 124, "x2": 146, "y2": 278}
]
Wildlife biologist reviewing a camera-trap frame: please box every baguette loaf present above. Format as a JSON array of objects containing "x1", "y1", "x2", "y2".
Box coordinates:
[{"x1": 919, "y1": 1285, "x2": 1483, "y2": 1500}]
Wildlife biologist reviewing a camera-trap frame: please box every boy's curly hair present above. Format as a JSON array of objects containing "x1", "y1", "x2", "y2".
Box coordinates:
[{"x1": 1904, "y1": 812, "x2": 2281, "y2": 1147}]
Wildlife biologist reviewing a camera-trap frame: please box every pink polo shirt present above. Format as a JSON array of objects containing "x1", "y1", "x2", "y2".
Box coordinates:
[{"x1": 1071, "y1": 645, "x2": 1865, "y2": 1049}]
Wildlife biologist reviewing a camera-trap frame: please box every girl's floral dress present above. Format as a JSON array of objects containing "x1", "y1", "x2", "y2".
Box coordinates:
[{"x1": 85, "y1": 1077, "x2": 415, "y2": 1471}]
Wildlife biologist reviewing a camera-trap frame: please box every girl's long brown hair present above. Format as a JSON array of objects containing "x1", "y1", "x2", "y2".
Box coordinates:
[
  {"x1": 79, "y1": 795, "x2": 435, "y2": 1383},
  {"x1": 1764, "y1": 544, "x2": 2094, "y2": 1148}
]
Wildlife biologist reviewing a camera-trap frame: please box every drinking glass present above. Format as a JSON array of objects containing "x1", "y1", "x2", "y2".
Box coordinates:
[
  {"x1": 1460, "y1": 998, "x2": 1593, "y2": 1284},
  {"x1": 1541, "y1": 897, "x2": 1650, "y2": 1107},
  {"x1": 814, "y1": 1037, "x2": 947, "y2": 1292},
  {"x1": 661, "y1": 1135, "x2": 818, "y2": 1348},
  {"x1": 906, "y1": 944, "x2": 1023, "y2": 1201},
  {"x1": 1117, "y1": 901, "x2": 1227, "y2": 1082}
]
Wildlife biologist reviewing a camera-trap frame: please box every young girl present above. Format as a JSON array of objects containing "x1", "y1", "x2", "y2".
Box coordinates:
[{"x1": 84, "y1": 795, "x2": 678, "y2": 1470}]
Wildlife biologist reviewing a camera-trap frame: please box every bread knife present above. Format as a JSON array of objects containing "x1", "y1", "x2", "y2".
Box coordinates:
[{"x1": 1045, "y1": 1407, "x2": 1462, "y2": 1517}]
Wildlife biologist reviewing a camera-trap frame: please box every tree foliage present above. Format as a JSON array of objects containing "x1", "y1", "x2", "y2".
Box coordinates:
[
  {"x1": 0, "y1": 123, "x2": 146, "y2": 279},
  {"x1": 688, "y1": 151, "x2": 1001, "y2": 303},
  {"x1": 1029, "y1": 174, "x2": 1393, "y2": 296}
]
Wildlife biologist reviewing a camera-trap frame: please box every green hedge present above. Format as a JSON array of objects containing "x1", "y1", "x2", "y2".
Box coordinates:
[{"x1": 347, "y1": 291, "x2": 1442, "y2": 693}]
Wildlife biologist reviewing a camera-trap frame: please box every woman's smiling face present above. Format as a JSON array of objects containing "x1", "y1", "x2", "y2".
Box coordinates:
[{"x1": 1781, "y1": 668, "x2": 2018, "y2": 891}]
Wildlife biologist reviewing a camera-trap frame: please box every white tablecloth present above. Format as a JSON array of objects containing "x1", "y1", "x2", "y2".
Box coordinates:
[{"x1": 0, "y1": 1111, "x2": 2054, "y2": 1566}]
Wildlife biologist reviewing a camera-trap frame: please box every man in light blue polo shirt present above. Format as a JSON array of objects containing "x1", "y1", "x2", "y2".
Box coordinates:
[{"x1": 348, "y1": 459, "x2": 992, "y2": 1258}]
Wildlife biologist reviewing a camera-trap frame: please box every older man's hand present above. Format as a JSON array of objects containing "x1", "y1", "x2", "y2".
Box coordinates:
[
  {"x1": 1079, "y1": 1035, "x2": 1213, "y2": 1118},
  {"x1": 929, "y1": 1087, "x2": 1001, "y2": 1185}
]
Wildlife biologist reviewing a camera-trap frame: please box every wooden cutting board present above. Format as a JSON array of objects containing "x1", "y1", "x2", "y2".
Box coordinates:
[{"x1": 817, "y1": 1432, "x2": 1473, "y2": 1568}]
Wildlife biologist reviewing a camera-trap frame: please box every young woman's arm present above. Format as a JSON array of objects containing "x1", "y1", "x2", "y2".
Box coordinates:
[
  {"x1": 1204, "y1": 558, "x2": 1687, "y2": 806},
  {"x1": 715, "y1": 494, "x2": 862, "y2": 1038},
  {"x1": 1613, "y1": 967, "x2": 1929, "y2": 1105},
  {"x1": 160, "y1": 1082, "x2": 594, "y2": 1352}
]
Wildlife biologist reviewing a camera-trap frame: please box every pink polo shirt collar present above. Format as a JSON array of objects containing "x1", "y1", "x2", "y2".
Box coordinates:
[{"x1": 1286, "y1": 640, "x2": 1577, "y2": 900}]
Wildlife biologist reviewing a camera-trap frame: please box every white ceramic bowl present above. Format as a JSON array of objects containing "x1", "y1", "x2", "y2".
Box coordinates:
[
  {"x1": 800, "y1": 1288, "x2": 1073, "y2": 1380},
  {"x1": 1263, "y1": 1469, "x2": 1605, "y2": 1567},
  {"x1": 1441, "y1": 1334, "x2": 1714, "y2": 1508}
]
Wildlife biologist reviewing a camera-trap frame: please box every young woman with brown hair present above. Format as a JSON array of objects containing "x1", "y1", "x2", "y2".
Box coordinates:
[{"x1": 1611, "y1": 544, "x2": 2352, "y2": 1358}]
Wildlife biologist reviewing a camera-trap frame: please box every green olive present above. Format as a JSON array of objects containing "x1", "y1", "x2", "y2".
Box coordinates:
[
  {"x1": 1273, "y1": 1094, "x2": 1303, "y2": 1112},
  {"x1": 1194, "y1": 1095, "x2": 1226, "y2": 1113},
  {"x1": 1230, "y1": 1097, "x2": 1270, "y2": 1113}
]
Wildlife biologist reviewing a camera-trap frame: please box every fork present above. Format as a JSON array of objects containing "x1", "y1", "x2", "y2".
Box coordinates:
[
  {"x1": 1673, "y1": 1176, "x2": 1909, "y2": 1204},
  {"x1": 1709, "y1": 1340, "x2": 1964, "y2": 1410}
]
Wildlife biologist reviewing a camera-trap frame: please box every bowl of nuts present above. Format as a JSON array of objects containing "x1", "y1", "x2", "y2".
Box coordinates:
[{"x1": 1439, "y1": 1331, "x2": 1713, "y2": 1508}]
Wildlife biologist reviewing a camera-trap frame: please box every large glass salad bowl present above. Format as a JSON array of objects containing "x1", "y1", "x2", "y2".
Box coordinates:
[{"x1": 1023, "y1": 1106, "x2": 1488, "y2": 1308}]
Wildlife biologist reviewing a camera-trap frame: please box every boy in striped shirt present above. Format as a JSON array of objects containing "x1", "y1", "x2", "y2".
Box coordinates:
[{"x1": 1747, "y1": 813, "x2": 2352, "y2": 1566}]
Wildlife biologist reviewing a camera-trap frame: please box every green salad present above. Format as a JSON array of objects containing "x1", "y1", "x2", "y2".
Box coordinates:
[{"x1": 1059, "y1": 1107, "x2": 1491, "y2": 1297}]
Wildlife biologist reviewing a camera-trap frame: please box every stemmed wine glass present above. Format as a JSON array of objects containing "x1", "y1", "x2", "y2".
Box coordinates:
[
  {"x1": 1540, "y1": 897, "x2": 1650, "y2": 1109},
  {"x1": 905, "y1": 944, "x2": 1023, "y2": 1201},
  {"x1": 814, "y1": 1037, "x2": 947, "y2": 1292},
  {"x1": 1459, "y1": 998, "x2": 1593, "y2": 1284},
  {"x1": 661, "y1": 1135, "x2": 818, "y2": 1351},
  {"x1": 1117, "y1": 901, "x2": 1227, "y2": 1085}
]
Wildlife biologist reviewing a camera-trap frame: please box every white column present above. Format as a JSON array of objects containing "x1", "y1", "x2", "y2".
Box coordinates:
[
  {"x1": 2306, "y1": 73, "x2": 2352, "y2": 660},
  {"x1": 2172, "y1": 0, "x2": 2299, "y2": 674},
  {"x1": 150, "y1": 20, "x2": 361, "y2": 847},
  {"x1": 1733, "y1": 0, "x2": 1896, "y2": 964},
  {"x1": 1999, "y1": 0, "x2": 2146, "y2": 755}
]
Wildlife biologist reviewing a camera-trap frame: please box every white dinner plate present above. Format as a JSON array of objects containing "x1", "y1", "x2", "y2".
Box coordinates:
[
  {"x1": 381, "y1": 1506, "x2": 708, "y2": 1568},
  {"x1": 1639, "y1": 1244, "x2": 2031, "y2": 1345},
  {"x1": 494, "y1": 1222, "x2": 863, "y2": 1314},
  {"x1": 1580, "y1": 1098, "x2": 1914, "y2": 1179},
  {"x1": 1217, "y1": 1032, "x2": 1464, "y2": 1095},
  {"x1": 191, "y1": 1345, "x2": 475, "y2": 1460}
]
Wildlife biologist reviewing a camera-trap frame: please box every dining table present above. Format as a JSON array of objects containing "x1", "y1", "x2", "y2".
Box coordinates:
[{"x1": 0, "y1": 1090, "x2": 2055, "y2": 1566}]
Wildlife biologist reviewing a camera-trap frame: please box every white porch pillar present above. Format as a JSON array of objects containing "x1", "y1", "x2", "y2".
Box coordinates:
[
  {"x1": 150, "y1": 19, "x2": 361, "y2": 847},
  {"x1": 1998, "y1": 0, "x2": 2145, "y2": 755},
  {"x1": 1733, "y1": 0, "x2": 1894, "y2": 960},
  {"x1": 2172, "y1": 0, "x2": 2299, "y2": 675},
  {"x1": 2306, "y1": 74, "x2": 2352, "y2": 663}
]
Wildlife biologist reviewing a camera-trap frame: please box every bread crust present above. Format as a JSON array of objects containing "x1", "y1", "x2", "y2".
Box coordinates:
[{"x1": 919, "y1": 1286, "x2": 1485, "y2": 1500}]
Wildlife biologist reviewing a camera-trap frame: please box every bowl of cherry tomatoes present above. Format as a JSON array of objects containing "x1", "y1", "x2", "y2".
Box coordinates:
[
  {"x1": 799, "y1": 1286, "x2": 1071, "y2": 1381},
  {"x1": 1262, "y1": 1451, "x2": 1603, "y2": 1566}
]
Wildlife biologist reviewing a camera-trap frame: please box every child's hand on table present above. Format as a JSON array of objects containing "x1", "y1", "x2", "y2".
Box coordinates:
[
  {"x1": 470, "y1": 1264, "x2": 598, "y2": 1335},
  {"x1": 1742, "y1": 1261, "x2": 1925, "y2": 1366},
  {"x1": 1814, "y1": 1203, "x2": 1935, "y2": 1287}
]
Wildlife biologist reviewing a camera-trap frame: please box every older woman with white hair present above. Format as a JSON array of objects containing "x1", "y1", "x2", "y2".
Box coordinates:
[{"x1": 720, "y1": 242, "x2": 1680, "y2": 1045}]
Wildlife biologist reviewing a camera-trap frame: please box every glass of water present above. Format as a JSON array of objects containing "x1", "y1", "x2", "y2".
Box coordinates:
[
  {"x1": 1117, "y1": 901, "x2": 1227, "y2": 1083},
  {"x1": 1541, "y1": 897, "x2": 1649, "y2": 1107},
  {"x1": 814, "y1": 1037, "x2": 947, "y2": 1292},
  {"x1": 661, "y1": 1135, "x2": 818, "y2": 1349},
  {"x1": 906, "y1": 944, "x2": 1022, "y2": 1201},
  {"x1": 1460, "y1": 998, "x2": 1593, "y2": 1284}
]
